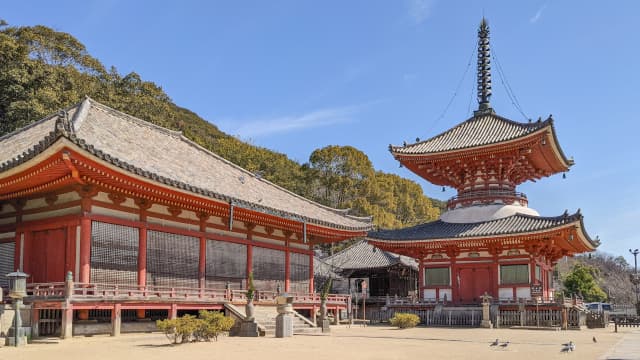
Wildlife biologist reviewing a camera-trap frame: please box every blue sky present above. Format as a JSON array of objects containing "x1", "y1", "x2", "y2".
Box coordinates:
[{"x1": 4, "y1": 1, "x2": 640, "y2": 263}]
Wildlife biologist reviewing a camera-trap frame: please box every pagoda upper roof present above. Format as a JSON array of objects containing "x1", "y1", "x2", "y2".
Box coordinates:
[
  {"x1": 391, "y1": 112, "x2": 569, "y2": 162},
  {"x1": 0, "y1": 97, "x2": 372, "y2": 231},
  {"x1": 322, "y1": 240, "x2": 418, "y2": 271},
  {"x1": 367, "y1": 210, "x2": 595, "y2": 248}
]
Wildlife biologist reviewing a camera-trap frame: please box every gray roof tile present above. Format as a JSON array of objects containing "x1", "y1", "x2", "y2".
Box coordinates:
[
  {"x1": 391, "y1": 113, "x2": 549, "y2": 155},
  {"x1": 0, "y1": 98, "x2": 372, "y2": 231},
  {"x1": 367, "y1": 212, "x2": 586, "y2": 241},
  {"x1": 322, "y1": 240, "x2": 418, "y2": 270}
]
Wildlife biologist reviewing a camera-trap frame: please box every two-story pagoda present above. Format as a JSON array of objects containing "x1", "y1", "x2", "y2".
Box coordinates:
[{"x1": 367, "y1": 19, "x2": 598, "y2": 305}]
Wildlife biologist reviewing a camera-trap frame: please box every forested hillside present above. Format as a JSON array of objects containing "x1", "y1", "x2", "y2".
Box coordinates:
[
  {"x1": 0, "y1": 22, "x2": 442, "y2": 231},
  {"x1": 555, "y1": 252, "x2": 637, "y2": 305}
]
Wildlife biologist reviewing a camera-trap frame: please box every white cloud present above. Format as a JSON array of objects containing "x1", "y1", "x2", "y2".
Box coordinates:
[
  {"x1": 530, "y1": 4, "x2": 547, "y2": 24},
  {"x1": 221, "y1": 105, "x2": 361, "y2": 138},
  {"x1": 408, "y1": 0, "x2": 436, "y2": 24}
]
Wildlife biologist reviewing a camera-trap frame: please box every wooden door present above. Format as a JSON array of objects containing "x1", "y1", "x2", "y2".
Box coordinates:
[
  {"x1": 458, "y1": 267, "x2": 492, "y2": 304},
  {"x1": 30, "y1": 229, "x2": 66, "y2": 283}
]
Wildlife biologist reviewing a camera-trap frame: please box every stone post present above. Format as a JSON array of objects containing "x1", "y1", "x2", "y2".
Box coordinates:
[
  {"x1": 275, "y1": 295, "x2": 294, "y2": 338},
  {"x1": 111, "y1": 304, "x2": 121, "y2": 337},
  {"x1": 61, "y1": 305, "x2": 73, "y2": 339},
  {"x1": 480, "y1": 292, "x2": 493, "y2": 328}
]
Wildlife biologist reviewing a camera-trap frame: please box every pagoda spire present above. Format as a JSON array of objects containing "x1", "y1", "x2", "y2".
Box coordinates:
[{"x1": 475, "y1": 18, "x2": 493, "y2": 115}]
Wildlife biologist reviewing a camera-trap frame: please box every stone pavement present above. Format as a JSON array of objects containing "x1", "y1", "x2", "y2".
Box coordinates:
[{"x1": 601, "y1": 329, "x2": 640, "y2": 360}]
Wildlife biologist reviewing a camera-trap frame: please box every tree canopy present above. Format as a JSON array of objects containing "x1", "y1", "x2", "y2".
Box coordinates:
[
  {"x1": 0, "y1": 22, "x2": 441, "y2": 238},
  {"x1": 562, "y1": 262, "x2": 607, "y2": 302}
]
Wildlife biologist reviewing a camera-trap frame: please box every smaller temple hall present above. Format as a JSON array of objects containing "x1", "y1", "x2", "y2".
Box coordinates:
[{"x1": 367, "y1": 19, "x2": 598, "y2": 305}]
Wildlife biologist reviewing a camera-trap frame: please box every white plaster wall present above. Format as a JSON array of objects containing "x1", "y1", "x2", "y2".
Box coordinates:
[
  {"x1": 22, "y1": 206, "x2": 80, "y2": 221},
  {"x1": 90, "y1": 206, "x2": 137, "y2": 221},
  {"x1": 499, "y1": 288, "x2": 514, "y2": 300},
  {"x1": 206, "y1": 228, "x2": 246, "y2": 239},
  {"x1": 147, "y1": 216, "x2": 199, "y2": 231},
  {"x1": 441, "y1": 204, "x2": 540, "y2": 223},
  {"x1": 424, "y1": 289, "x2": 437, "y2": 300},
  {"x1": 23, "y1": 197, "x2": 47, "y2": 210},
  {"x1": 516, "y1": 287, "x2": 531, "y2": 300}
]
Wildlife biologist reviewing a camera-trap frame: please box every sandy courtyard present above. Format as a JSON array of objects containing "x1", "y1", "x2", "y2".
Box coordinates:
[{"x1": 0, "y1": 325, "x2": 632, "y2": 360}]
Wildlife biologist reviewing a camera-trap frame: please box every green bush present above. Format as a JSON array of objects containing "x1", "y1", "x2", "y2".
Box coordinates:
[
  {"x1": 389, "y1": 313, "x2": 420, "y2": 329},
  {"x1": 156, "y1": 311, "x2": 234, "y2": 344}
]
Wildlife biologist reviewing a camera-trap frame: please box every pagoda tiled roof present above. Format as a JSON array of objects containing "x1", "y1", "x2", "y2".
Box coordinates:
[
  {"x1": 368, "y1": 211, "x2": 592, "y2": 243},
  {"x1": 391, "y1": 113, "x2": 551, "y2": 155},
  {"x1": 0, "y1": 98, "x2": 372, "y2": 231},
  {"x1": 321, "y1": 240, "x2": 418, "y2": 270}
]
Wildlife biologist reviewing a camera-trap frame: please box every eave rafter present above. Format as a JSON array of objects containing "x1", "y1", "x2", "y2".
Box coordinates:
[
  {"x1": 368, "y1": 223, "x2": 593, "y2": 261},
  {"x1": 395, "y1": 129, "x2": 567, "y2": 188},
  {"x1": 2, "y1": 147, "x2": 364, "y2": 245}
]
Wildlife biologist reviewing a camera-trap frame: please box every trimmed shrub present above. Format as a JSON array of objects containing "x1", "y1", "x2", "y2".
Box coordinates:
[
  {"x1": 389, "y1": 313, "x2": 420, "y2": 329},
  {"x1": 156, "y1": 311, "x2": 234, "y2": 344}
]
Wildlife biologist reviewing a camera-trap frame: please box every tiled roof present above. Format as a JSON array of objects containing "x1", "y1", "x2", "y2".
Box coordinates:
[
  {"x1": 368, "y1": 211, "x2": 590, "y2": 242},
  {"x1": 0, "y1": 98, "x2": 372, "y2": 231},
  {"x1": 321, "y1": 240, "x2": 418, "y2": 270},
  {"x1": 391, "y1": 113, "x2": 550, "y2": 155}
]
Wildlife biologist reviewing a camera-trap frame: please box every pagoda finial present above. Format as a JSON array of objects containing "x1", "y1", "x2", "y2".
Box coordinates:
[{"x1": 475, "y1": 18, "x2": 493, "y2": 115}]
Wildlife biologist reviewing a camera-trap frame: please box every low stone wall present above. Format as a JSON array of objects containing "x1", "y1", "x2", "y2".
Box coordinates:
[
  {"x1": 122, "y1": 321, "x2": 157, "y2": 333},
  {"x1": 73, "y1": 322, "x2": 111, "y2": 336}
]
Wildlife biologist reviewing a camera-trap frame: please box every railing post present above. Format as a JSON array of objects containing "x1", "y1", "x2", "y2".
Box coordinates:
[{"x1": 65, "y1": 271, "x2": 74, "y2": 299}]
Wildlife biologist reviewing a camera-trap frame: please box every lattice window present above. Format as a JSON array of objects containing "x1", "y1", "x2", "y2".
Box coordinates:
[
  {"x1": 289, "y1": 252, "x2": 310, "y2": 293},
  {"x1": 205, "y1": 240, "x2": 246, "y2": 289},
  {"x1": 500, "y1": 264, "x2": 529, "y2": 284},
  {"x1": 0, "y1": 240, "x2": 15, "y2": 289},
  {"x1": 252, "y1": 246, "x2": 284, "y2": 291},
  {"x1": 146, "y1": 230, "x2": 199, "y2": 288},
  {"x1": 425, "y1": 267, "x2": 450, "y2": 286},
  {"x1": 90, "y1": 222, "x2": 138, "y2": 285}
]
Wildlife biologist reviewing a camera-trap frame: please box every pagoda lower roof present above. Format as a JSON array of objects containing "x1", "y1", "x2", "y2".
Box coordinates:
[
  {"x1": 367, "y1": 211, "x2": 595, "y2": 247},
  {"x1": 0, "y1": 98, "x2": 372, "y2": 232}
]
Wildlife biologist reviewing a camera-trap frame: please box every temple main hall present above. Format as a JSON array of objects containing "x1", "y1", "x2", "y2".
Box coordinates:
[
  {"x1": 0, "y1": 97, "x2": 371, "y2": 336},
  {"x1": 367, "y1": 19, "x2": 598, "y2": 305}
]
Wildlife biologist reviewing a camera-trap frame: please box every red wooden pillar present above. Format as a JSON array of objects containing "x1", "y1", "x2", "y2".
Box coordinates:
[
  {"x1": 65, "y1": 224, "x2": 76, "y2": 277},
  {"x1": 198, "y1": 213, "x2": 209, "y2": 290},
  {"x1": 246, "y1": 243, "x2": 253, "y2": 288},
  {"x1": 284, "y1": 246, "x2": 290, "y2": 292},
  {"x1": 450, "y1": 259, "x2": 458, "y2": 304},
  {"x1": 79, "y1": 217, "x2": 91, "y2": 283},
  {"x1": 308, "y1": 252, "x2": 314, "y2": 293},
  {"x1": 491, "y1": 255, "x2": 500, "y2": 299},
  {"x1": 418, "y1": 259, "x2": 424, "y2": 299},
  {"x1": 136, "y1": 226, "x2": 147, "y2": 319},
  {"x1": 78, "y1": 216, "x2": 91, "y2": 320},
  {"x1": 199, "y1": 236, "x2": 206, "y2": 288}
]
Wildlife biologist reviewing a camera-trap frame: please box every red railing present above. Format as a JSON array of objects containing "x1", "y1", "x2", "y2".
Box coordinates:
[
  {"x1": 26, "y1": 282, "x2": 350, "y2": 306},
  {"x1": 447, "y1": 190, "x2": 528, "y2": 210}
]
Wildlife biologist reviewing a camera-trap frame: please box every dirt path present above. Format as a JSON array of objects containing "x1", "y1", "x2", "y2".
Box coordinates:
[{"x1": 0, "y1": 325, "x2": 629, "y2": 360}]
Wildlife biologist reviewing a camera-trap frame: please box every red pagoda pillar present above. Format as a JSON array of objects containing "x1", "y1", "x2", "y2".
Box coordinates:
[
  {"x1": 309, "y1": 252, "x2": 314, "y2": 293},
  {"x1": 417, "y1": 259, "x2": 424, "y2": 299}
]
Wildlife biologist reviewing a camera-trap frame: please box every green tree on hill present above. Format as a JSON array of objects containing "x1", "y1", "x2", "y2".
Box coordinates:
[{"x1": 563, "y1": 262, "x2": 607, "y2": 302}]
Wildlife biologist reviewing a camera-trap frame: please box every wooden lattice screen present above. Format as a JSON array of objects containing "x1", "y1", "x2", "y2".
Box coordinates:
[
  {"x1": 252, "y1": 246, "x2": 284, "y2": 291},
  {"x1": 205, "y1": 239, "x2": 247, "y2": 289},
  {"x1": 146, "y1": 230, "x2": 199, "y2": 288},
  {"x1": 289, "y1": 252, "x2": 310, "y2": 293},
  {"x1": 90, "y1": 221, "x2": 138, "y2": 285},
  {"x1": 0, "y1": 240, "x2": 15, "y2": 289}
]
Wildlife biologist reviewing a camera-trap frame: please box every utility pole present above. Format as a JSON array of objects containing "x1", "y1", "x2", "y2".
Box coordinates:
[{"x1": 629, "y1": 249, "x2": 639, "y2": 315}]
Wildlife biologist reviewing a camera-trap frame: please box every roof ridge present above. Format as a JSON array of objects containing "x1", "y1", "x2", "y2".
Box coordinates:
[{"x1": 86, "y1": 98, "x2": 184, "y2": 138}]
